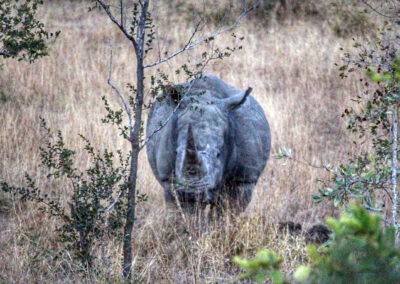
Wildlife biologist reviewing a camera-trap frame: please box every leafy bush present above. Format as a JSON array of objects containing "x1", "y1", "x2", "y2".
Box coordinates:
[
  {"x1": 314, "y1": 21, "x2": 400, "y2": 229},
  {"x1": 0, "y1": 0, "x2": 59, "y2": 62},
  {"x1": 304, "y1": 204, "x2": 400, "y2": 284},
  {"x1": 0, "y1": 118, "x2": 134, "y2": 268},
  {"x1": 235, "y1": 203, "x2": 400, "y2": 284}
]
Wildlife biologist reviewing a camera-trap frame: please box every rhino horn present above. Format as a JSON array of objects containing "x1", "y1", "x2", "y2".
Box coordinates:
[
  {"x1": 175, "y1": 125, "x2": 200, "y2": 181},
  {"x1": 175, "y1": 127, "x2": 188, "y2": 180},
  {"x1": 221, "y1": 87, "x2": 252, "y2": 111}
]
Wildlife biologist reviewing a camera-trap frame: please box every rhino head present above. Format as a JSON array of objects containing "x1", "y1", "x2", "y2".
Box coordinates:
[{"x1": 173, "y1": 87, "x2": 252, "y2": 203}]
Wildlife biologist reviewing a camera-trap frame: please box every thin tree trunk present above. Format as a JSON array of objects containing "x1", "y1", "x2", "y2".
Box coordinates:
[
  {"x1": 392, "y1": 105, "x2": 398, "y2": 243},
  {"x1": 122, "y1": 0, "x2": 149, "y2": 279},
  {"x1": 122, "y1": 144, "x2": 138, "y2": 279}
]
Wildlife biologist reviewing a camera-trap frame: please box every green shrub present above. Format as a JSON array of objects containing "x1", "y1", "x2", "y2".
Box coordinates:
[
  {"x1": 235, "y1": 203, "x2": 400, "y2": 284},
  {"x1": 314, "y1": 22, "x2": 400, "y2": 226},
  {"x1": 304, "y1": 203, "x2": 400, "y2": 284},
  {"x1": 234, "y1": 250, "x2": 289, "y2": 284},
  {"x1": 0, "y1": 118, "x2": 135, "y2": 269},
  {"x1": 0, "y1": 0, "x2": 59, "y2": 62}
]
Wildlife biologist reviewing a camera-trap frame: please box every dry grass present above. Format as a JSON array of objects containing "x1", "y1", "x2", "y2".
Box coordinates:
[{"x1": 0, "y1": 1, "x2": 374, "y2": 283}]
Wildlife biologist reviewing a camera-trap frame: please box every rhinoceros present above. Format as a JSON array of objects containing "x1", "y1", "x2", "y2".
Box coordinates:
[{"x1": 146, "y1": 74, "x2": 271, "y2": 212}]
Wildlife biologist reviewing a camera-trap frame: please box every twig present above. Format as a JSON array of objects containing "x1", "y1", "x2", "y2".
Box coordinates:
[
  {"x1": 278, "y1": 150, "x2": 331, "y2": 171},
  {"x1": 96, "y1": 0, "x2": 137, "y2": 49},
  {"x1": 120, "y1": 0, "x2": 124, "y2": 28},
  {"x1": 150, "y1": 21, "x2": 201, "y2": 68},
  {"x1": 361, "y1": 0, "x2": 398, "y2": 19},
  {"x1": 143, "y1": 2, "x2": 258, "y2": 68},
  {"x1": 106, "y1": 192, "x2": 122, "y2": 211},
  {"x1": 391, "y1": 105, "x2": 398, "y2": 243},
  {"x1": 107, "y1": 40, "x2": 133, "y2": 137},
  {"x1": 294, "y1": 158, "x2": 330, "y2": 171},
  {"x1": 381, "y1": 184, "x2": 394, "y2": 204},
  {"x1": 170, "y1": 183, "x2": 187, "y2": 224},
  {"x1": 0, "y1": 49, "x2": 10, "y2": 57}
]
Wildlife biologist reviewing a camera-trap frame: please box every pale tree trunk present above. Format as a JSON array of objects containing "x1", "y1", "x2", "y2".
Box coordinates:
[
  {"x1": 392, "y1": 105, "x2": 399, "y2": 244},
  {"x1": 122, "y1": 0, "x2": 149, "y2": 279}
]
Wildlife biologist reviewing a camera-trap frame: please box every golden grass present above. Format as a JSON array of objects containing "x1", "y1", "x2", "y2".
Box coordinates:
[{"x1": 0, "y1": 1, "x2": 372, "y2": 282}]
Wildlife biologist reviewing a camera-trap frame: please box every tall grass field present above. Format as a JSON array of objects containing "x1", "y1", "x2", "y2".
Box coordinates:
[{"x1": 0, "y1": 1, "x2": 382, "y2": 282}]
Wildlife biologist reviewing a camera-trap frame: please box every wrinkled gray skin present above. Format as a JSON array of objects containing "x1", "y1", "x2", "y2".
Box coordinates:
[{"x1": 146, "y1": 74, "x2": 271, "y2": 213}]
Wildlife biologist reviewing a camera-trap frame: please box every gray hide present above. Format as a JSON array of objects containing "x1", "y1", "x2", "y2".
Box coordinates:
[{"x1": 146, "y1": 74, "x2": 271, "y2": 212}]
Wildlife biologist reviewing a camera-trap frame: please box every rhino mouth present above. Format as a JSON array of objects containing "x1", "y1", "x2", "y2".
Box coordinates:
[
  {"x1": 175, "y1": 148, "x2": 209, "y2": 192},
  {"x1": 183, "y1": 148, "x2": 202, "y2": 179}
]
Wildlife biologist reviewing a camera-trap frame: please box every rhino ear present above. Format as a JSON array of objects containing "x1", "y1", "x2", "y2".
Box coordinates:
[
  {"x1": 166, "y1": 85, "x2": 181, "y2": 104},
  {"x1": 221, "y1": 87, "x2": 252, "y2": 111}
]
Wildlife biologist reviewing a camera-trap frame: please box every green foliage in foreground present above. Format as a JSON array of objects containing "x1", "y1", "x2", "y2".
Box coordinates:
[
  {"x1": 0, "y1": 0, "x2": 59, "y2": 62},
  {"x1": 234, "y1": 250, "x2": 289, "y2": 284},
  {"x1": 235, "y1": 203, "x2": 400, "y2": 284},
  {"x1": 305, "y1": 204, "x2": 400, "y2": 284}
]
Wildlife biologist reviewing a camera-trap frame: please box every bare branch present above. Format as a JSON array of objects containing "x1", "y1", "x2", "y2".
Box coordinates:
[
  {"x1": 154, "y1": 21, "x2": 202, "y2": 69},
  {"x1": 0, "y1": 49, "x2": 9, "y2": 57},
  {"x1": 169, "y1": 181, "x2": 187, "y2": 223},
  {"x1": 392, "y1": 105, "x2": 399, "y2": 242},
  {"x1": 107, "y1": 40, "x2": 133, "y2": 138},
  {"x1": 106, "y1": 192, "x2": 122, "y2": 211},
  {"x1": 361, "y1": 0, "x2": 398, "y2": 19},
  {"x1": 96, "y1": 0, "x2": 138, "y2": 48},
  {"x1": 120, "y1": 0, "x2": 124, "y2": 28},
  {"x1": 143, "y1": 3, "x2": 258, "y2": 69}
]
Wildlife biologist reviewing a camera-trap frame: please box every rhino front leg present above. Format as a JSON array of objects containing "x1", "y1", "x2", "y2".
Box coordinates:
[
  {"x1": 234, "y1": 183, "x2": 254, "y2": 213},
  {"x1": 162, "y1": 181, "x2": 176, "y2": 206}
]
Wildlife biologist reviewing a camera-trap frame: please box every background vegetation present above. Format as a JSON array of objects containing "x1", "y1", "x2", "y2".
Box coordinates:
[{"x1": 0, "y1": 0, "x2": 394, "y2": 282}]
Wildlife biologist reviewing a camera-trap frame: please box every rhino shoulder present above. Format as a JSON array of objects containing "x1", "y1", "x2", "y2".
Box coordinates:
[{"x1": 230, "y1": 95, "x2": 271, "y2": 182}]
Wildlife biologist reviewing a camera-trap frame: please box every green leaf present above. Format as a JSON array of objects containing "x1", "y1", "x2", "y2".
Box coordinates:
[
  {"x1": 294, "y1": 265, "x2": 311, "y2": 282},
  {"x1": 369, "y1": 154, "x2": 376, "y2": 163},
  {"x1": 364, "y1": 170, "x2": 374, "y2": 179},
  {"x1": 255, "y1": 273, "x2": 267, "y2": 283},
  {"x1": 269, "y1": 269, "x2": 284, "y2": 284},
  {"x1": 334, "y1": 196, "x2": 342, "y2": 207}
]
